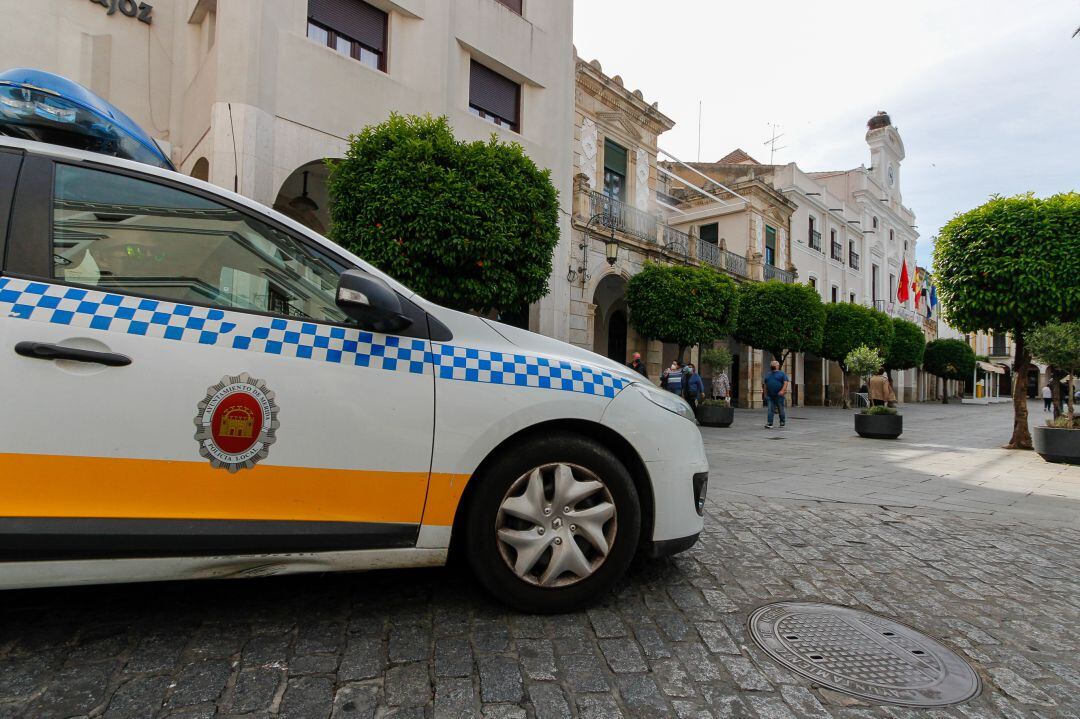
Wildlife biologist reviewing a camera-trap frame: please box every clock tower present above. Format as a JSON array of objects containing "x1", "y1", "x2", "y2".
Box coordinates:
[{"x1": 865, "y1": 111, "x2": 905, "y2": 199}]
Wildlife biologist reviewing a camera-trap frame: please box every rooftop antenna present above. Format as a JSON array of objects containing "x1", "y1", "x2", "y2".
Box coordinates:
[
  {"x1": 697, "y1": 100, "x2": 702, "y2": 162},
  {"x1": 764, "y1": 123, "x2": 787, "y2": 164}
]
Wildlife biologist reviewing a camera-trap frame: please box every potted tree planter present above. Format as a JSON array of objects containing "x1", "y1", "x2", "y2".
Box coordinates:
[
  {"x1": 1028, "y1": 322, "x2": 1080, "y2": 465},
  {"x1": 847, "y1": 345, "x2": 903, "y2": 439},
  {"x1": 696, "y1": 398, "x2": 734, "y2": 427},
  {"x1": 698, "y1": 347, "x2": 735, "y2": 428},
  {"x1": 855, "y1": 405, "x2": 903, "y2": 439}
]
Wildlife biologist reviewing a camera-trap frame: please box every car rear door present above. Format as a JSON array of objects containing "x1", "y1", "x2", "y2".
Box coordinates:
[{"x1": 0, "y1": 154, "x2": 435, "y2": 559}]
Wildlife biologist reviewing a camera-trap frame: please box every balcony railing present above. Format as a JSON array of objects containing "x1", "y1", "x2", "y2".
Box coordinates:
[
  {"x1": 849, "y1": 250, "x2": 860, "y2": 270},
  {"x1": 764, "y1": 264, "x2": 794, "y2": 283},
  {"x1": 589, "y1": 190, "x2": 657, "y2": 244},
  {"x1": 697, "y1": 239, "x2": 749, "y2": 278},
  {"x1": 809, "y1": 229, "x2": 821, "y2": 251},
  {"x1": 662, "y1": 224, "x2": 691, "y2": 258},
  {"x1": 830, "y1": 240, "x2": 843, "y2": 262}
]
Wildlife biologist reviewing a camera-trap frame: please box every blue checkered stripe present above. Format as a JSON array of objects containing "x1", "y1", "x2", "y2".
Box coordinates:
[
  {"x1": 0, "y1": 277, "x2": 628, "y2": 397},
  {"x1": 430, "y1": 344, "x2": 630, "y2": 398},
  {"x1": 232, "y1": 318, "x2": 427, "y2": 374},
  {"x1": 0, "y1": 278, "x2": 236, "y2": 344}
]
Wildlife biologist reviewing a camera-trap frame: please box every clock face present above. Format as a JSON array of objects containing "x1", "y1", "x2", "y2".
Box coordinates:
[{"x1": 887, "y1": 165, "x2": 895, "y2": 186}]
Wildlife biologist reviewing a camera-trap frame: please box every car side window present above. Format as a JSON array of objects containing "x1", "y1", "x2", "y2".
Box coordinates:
[{"x1": 51, "y1": 164, "x2": 348, "y2": 323}]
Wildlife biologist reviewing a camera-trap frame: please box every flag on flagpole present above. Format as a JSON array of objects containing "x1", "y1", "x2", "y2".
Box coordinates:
[
  {"x1": 929, "y1": 284, "x2": 938, "y2": 312},
  {"x1": 897, "y1": 260, "x2": 911, "y2": 303},
  {"x1": 913, "y1": 269, "x2": 922, "y2": 310}
]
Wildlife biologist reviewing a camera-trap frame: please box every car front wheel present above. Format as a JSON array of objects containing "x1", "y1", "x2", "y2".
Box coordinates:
[{"x1": 464, "y1": 433, "x2": 641, "y2": 613}]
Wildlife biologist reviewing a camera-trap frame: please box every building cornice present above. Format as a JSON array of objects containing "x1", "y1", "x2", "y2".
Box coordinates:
[{"x1": 575, "y1": 59, "x2": 675, "y2": 136}]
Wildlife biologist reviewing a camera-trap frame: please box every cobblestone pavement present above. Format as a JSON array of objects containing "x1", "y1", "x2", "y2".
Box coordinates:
[{"x1": 1, "y1": 402, "x2": 1078, "y2": 718}]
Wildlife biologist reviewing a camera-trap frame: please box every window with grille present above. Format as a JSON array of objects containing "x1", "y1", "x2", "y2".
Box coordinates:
[
  {"x1": 307, "y1": 0, "x2": 387, "y2": 71},
  {"x1": 469, "y1": 60, "x2": 521, "y2": 132}
]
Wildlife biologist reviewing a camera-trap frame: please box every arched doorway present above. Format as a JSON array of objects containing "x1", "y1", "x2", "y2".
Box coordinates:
[
  {"x1": 273, "y1": 160, "x2": 335, "y2": 235},
  {"x1": 607, "y1": 310, "x2": 627, "y2": 363},
  {"x1": 190, "y1": 157, "x2": 209, "y2": 182},
  {"x1": 592, "y1": 274, "x2": 631, "y2": 363}
]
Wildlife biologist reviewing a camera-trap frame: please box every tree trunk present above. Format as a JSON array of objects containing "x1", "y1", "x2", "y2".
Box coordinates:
[
  {"x1": 1069, "y1": 370, "x2": 1076, "y2": 426},
  {"x1": 1048, "y1": 364, "x2": 1060, "y2": 420},
  {"x1": 840, "y1": 368, "x2": 850, "y2": 409},
  {"x1": 1006, "y1": 330, "x2": 1033, "y2": 450}
]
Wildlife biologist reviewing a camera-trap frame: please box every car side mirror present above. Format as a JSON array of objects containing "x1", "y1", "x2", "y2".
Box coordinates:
[{"x1": 335, "y1": 270, "x2": 413, "y2": 334}]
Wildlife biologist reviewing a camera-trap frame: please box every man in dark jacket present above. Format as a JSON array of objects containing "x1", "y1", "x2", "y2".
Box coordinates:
[
  {"x1": 684, "y1": 363, "x2": 705, "y2": 411},
  {"x1": 627, "y1": 352, "x2": 648, "y2": 378}
]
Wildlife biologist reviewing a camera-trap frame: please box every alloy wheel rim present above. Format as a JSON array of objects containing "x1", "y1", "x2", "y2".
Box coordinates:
[{"x1": 495, "y1": 462, "x2": 617, "y2": 587}]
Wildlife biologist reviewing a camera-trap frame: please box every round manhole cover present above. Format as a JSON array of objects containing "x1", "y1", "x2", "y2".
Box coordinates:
[{"x1": 748, "y1": 602, "x2": 980, "y2": 707}]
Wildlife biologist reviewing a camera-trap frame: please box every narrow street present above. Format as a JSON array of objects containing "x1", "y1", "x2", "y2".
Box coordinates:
[{"x1": 1, "y1": 402, "x2": 1077, "y2": 718}]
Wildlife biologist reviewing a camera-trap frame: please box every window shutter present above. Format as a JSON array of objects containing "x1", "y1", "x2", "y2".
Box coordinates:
[
  {"x1": 308, "y1": 0, "x2": 387, "y2": 52},
  {"x1": 469, "y1": 61, "x2": 520, "y2": 125},
  {"x1": 603, "y1": 139, "x2": 627, "y2": 176},
  {"x1": 495, "y1": 0, "x2": 523, "y2": 13}
]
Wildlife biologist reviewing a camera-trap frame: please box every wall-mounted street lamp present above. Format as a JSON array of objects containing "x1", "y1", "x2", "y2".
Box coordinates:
[
  {"x1": 568, "y1": 211, "x2": 619, "y2": 284},
  {"x1": 604, "y1": 234, "x2": 619, "y2": 265}
]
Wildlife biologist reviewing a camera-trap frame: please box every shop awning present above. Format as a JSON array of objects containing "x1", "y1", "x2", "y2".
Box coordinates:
[{"x1": 977, "y1": 361, "x2": 1005, "y2": 374}]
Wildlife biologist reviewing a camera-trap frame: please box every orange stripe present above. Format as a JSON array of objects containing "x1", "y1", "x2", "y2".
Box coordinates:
[
  {"x1": 0, "y1": 453, "x2": 463, "y2": 525},
  {"x1": 422, "y1": 472, "x2": 472, "y2": 526}
]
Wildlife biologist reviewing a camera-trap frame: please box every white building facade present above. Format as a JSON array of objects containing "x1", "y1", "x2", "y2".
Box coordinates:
[
  {"x1": 3, "y1": 0, "x2": 576, "y2": 339},
  {"x1": 775, "y1": 112, "x2": 928, "y2": 403}
]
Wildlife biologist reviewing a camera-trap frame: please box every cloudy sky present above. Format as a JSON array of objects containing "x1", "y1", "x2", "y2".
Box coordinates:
[{"x1": 573, "y1": 0, "x2": 1079, "y2": 267}]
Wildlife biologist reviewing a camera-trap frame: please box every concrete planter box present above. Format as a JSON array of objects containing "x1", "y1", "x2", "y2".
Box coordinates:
[
  {"x1": 697, "y1": 405, "x2": 734, "y2": 428},
  {"x1": 854, "y1": 413, "x2": 903, "y2": 439},
  {"x1": 1033, "y1": 426, "x2": 1080, "y2": 465}
]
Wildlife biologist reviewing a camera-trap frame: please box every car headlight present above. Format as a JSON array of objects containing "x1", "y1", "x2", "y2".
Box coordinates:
[{"x1": 632, "y1": 382, "x2": 697, "y2": 423}]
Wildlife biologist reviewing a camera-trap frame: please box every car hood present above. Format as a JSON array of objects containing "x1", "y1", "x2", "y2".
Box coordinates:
[{"x1": 481, "y1": 318, "x2": 645, "y2": 387}]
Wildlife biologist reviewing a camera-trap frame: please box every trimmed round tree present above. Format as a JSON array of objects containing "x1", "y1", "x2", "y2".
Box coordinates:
[
  {"x1": 820, "y1": 303, "x2": 894, "y2": 407},
  {"x1": 625, "y1": 263, "x2": 739, "y2": 362},
  {"x1": 1027, "y1": 322, "x2": 1080, "y2": 426},
  {"x1": 886, "y1": 317, "x2": 926, "y2": 372},
  {"x1": 933, "y1": 192, "x2": 1080, "y2": 448},
  {"x1": 923, "y1": 338, "x2": 976, "y2": 404},
  {"x1": 734, "y1": 280, "x2": 825, "y2": 365},
  {"x1": 327, "y1": 114, "x2": 560, "y2": 314}
]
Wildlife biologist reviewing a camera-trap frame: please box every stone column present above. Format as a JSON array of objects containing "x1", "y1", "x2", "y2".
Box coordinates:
[{"x1": 748, "y1": 251, "x2": 765, "y2": 282}]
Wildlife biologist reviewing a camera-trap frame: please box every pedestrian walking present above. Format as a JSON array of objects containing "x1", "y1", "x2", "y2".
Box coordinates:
[
  {"x1": 627, "y1": 351, "x2": 648, "y2": 378},
  {"x1": 662, "y1": 361, "x2": 683, "y2": 395},
  {"x1": 713, "y1": 368, "x2": 731, "y2": 401},
  {"x1": 762, "y1": 360, "x2": 790, "y2": 428},
  {"x1": 684, "y1": 363, "x2": 704, "y2": 412},
  {"x1": 1043, "y1": 383, "x2": 1053, "y2": 412},
  {"x1": 869, "y1": 368, "x2": 896, "y2": 407}
]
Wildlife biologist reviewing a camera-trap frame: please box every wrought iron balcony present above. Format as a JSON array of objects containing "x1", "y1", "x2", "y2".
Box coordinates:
[
  {"x1": 849, "y1": 250, "x2": 860, "y2": 270},
  {"x1": 764, "y1": 264, "x2": 795, "y2": 283},
  {"x1": 662, "y1": 224, "x2": 691, "y2": 258},
  {"x1": 830, "y1": 240, "x2": 843, "y2": 262},
  {"x1": 588, "y1": 190, "x2": 657, "y2": 245},
  {"x1": 697, "y1": 239, "x2": 749, "y2": 278},
  {"x1": 809, "y1": 229, "x2": 821, "y2": 251}
]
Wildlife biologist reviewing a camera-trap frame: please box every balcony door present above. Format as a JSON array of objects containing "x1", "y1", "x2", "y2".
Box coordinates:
[{"x1": 603, "y1": 139, "x2": 627, "y2": 202}]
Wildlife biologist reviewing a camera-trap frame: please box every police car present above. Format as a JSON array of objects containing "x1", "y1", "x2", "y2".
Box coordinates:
[{"x1": 0, "y1": 70, "x2": 707, "y2": 612}]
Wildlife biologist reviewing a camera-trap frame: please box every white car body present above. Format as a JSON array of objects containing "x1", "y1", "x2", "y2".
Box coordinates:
[{"x1": 0, "y1": 136, "x2": 707, "y2": 591}]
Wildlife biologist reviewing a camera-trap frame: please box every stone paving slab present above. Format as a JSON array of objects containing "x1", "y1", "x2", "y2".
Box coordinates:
[{"x1": 0, "y1": 401, "x2": 1078, "y2": 717}]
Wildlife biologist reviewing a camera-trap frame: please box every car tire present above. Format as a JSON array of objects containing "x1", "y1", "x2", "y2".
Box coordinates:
[{"x1": 464, "y1": 432, "x2": 641, "y2": 613}]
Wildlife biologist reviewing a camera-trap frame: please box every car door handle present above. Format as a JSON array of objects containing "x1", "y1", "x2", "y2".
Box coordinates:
[{"x1": 14, "y1": 341, "x2": 132, "y2": 367}]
